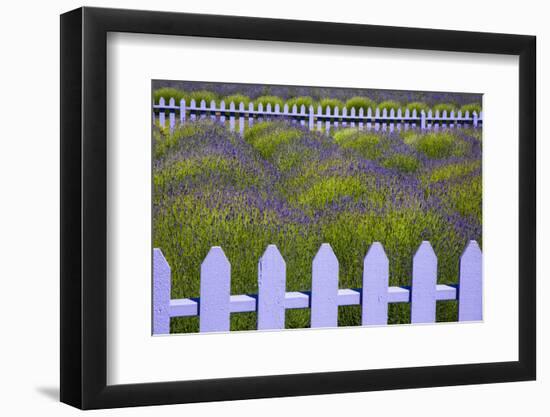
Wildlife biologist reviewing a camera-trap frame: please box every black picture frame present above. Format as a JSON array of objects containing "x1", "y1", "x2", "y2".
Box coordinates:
[{"x1": 60, "y1": 6, "x2": 536, "y2": 410}]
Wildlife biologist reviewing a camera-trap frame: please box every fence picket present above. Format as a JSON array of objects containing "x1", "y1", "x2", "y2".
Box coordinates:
[
  {"x1": 359, "y1": 108, "x2": 364, "y2": 130},
  {"x1": 362, "y1": 242, "x2": 389, "y2": 325},
  {"x1": 210, "y1": 100, "x2": 217, "y2": 122},
  {"x1": 168, "y1": 98, "x2": 176, "y2": 131},
  {"x1": 311, "y1": 244, "x2": 339, "y2": 328},
  {"x1": 229, "y1": 101, "x2": 235, "y2": 132},
  {"x1": 317, "y1": 105, "x2": 323, "y2": 132},
  {"x1": 458, "y1": 241, "x2": 483, "y2": 321},
  {"x1": 219, "y1": 100, "x2": 226, "y2": 124},
  {"x1": 239, "y1": 102, "x2": 245, "y2": 135},
  {"x1": 190, "y1": 99, "x2": 196, "y2": 121},
  {"x1": 159, "y1": 97, "x2": 166, "y2": 128},
  {"x1": 258, "y1": 245, "x2": 286, "y2": 330},
  {"x1": 200, "y1": 100, "x2": 207, "y2": 120},
  {"x1": 200, "y1": 247, "x2": 231, "y2": 332},
  {"x1": 411, "y1": 241, "x2": 437, "y2": 323},
  {"x1": 309, "y1": 105, "x2": 315, "y2": 130},
  {"x1": 153, "y1": 248, "x2": 171, "y2": 335}
]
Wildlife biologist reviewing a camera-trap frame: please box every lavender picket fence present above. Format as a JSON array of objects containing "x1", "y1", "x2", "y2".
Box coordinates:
[
  {"x1": 153, "y1": 240, "x2": 482, "y2": 334},
  {"x1": 152, "y1": 98, "x2": 483, "y2": 135}
]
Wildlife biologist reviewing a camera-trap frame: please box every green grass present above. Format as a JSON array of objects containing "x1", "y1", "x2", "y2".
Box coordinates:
[
  {"x1": 414, "y1": 132, "x2": 469, "y2": 159},
  {"x1": 286, "y1": 96, "x2": 316, "y2": 111},
  {"x1": 153, "y1": 87, "x2": 187, "y2": 104},
  {"x1": 223, "y1": 94, "x2": 251, "y2": 107},
  {"x1": 460, "y1": 103, "x2": 482, "y2": 115},
  {"x1": 244, "y1": 122, "x2": 303, "y2": 159},
  {"x1": 188, "y1": 90, "x2": 218, "y2": 105},
  {"x1": 345, "y1": 96, "x2": 376, "y2": 113},
  {"x1": 382, "y1": 154, "x2": 421, "y2": 173},
  {"x1": 426, "y1": 161, "x2": 481, "y2": 183},
  {"x1": 333, "y1": 128, "x2": 383, "y2": 160},
  {"x1": 254, "y1": 95, "x2": 285, "y2": 109},
  {"x1": 319, "y1": 98, "x2": 345, "y2": 112},
  {"x1": 377, "y1": 100, "x2": 401, "y2": 113},
  {"x1": 432, "y1": 103, "x2": 457, "y2": 114},
  {"x1": 405, "y1": 102, "x2": 430, "y2": 115}
]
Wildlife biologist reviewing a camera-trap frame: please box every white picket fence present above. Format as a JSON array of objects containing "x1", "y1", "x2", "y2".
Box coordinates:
[
  {"x1": 152, "y1": 98, "x2": 483, "y2": 135},
  {"x1": 152, "y1": 240, "x2": 482, "y2": 334}
]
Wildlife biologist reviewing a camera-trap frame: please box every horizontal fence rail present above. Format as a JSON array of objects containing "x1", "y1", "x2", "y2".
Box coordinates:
[
  {"x1": 152, "y1": 98, "x2": 483, "y2": 135},
  {"x1": 153, "y1": 240, "x2": 482, "y2": 334}
]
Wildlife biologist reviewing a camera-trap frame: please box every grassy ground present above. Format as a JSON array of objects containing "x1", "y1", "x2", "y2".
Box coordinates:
[{"x1": 152, "y1": 119, "x2": 482, "y2": 333}]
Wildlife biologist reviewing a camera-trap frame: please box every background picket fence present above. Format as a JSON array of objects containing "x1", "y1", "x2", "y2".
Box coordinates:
[
  {"x1": 153, "y1": 240, "x2": 482, "y2": 334},
  {"x1": 152, "y1": 98, "x2": 483, "y2": 135}
]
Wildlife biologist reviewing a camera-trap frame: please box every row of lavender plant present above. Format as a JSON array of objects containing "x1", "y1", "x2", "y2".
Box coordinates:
[{"x1": 153, "y1": 116, "x2": 481, "y2": 333}]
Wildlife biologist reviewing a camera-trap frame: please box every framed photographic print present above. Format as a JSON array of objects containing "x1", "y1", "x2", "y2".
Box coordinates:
[{"x1": 60, "y1": 6, "x2": 536, "y2": 410}]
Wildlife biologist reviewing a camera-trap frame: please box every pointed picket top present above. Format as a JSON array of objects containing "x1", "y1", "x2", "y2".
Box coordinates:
[
  {"x1": 406, "y1": 108, "x2": 412, "y2": 118},
  {"x1": 397, "y1": 108, "x2": 402, "y2": 118},
  {"x1": 229, "y1": 101, "x2": 235, "y2": 111},
  {"x1": 248, "y1": 102, "x2": 254, "y2": 112},
  {"x1": 442, "y1": 110, "x2": 447, "y2": 119},
  {"x1": 435, "y1": 109, "x2": 440, "y2": 118},
  {"x1": 220, "y1": 100, "x2": 226, "y2": 110},
  {"x1": 333, "y1": 106, "x2": 339, "y2": 116},
  {"x1": 258, "y1": 102, "x2": 264, "y2": 112},
  {"x1": 311, "y1": 244, "x2": 339, "y2": 328},
  {"x1": 367, "y1": 107, "x2": 373, "y2": 118},
  {"x1": 362, "y1": 242, "x2": 389, "y2": 326},
  {"x1": 325, "y1": 105, "x2": 331, "y2": 116},
  {"x1": 458, "y1": 240, "x2": 483, "y2": 321},
  {"x1": 284, "y1": 103, "x2": 289, "y2": 113},
  {"x1": 300, "y1": 104, "x2": 306, "y2": 114},
  {"x1": 266, "y1": 103, "x2": 272, "y2": 112},
  {"x1": 359, "y1": 108, "x2": 364, "y2": 118},
  {"x1": 350, "y1": 107, "x2": 356, "y2": 117},
  {"x1": 200, "y1": 246, "x2": 231, "y2": 332},
  {"x1": 153, "y1": 248, "x2": 171, "y2": 335},
  {"x1": 342, "y1": 107, "x2": 348, "y2": 117},
  {"x1": 274, "y1": 103, "x2": 280, "y2": 113},
  {"x1": 169, "y1": 97, "x2": 175, "y2": 107},
  {"x1": 258, "y1": 244, "x2": 286, "y2": 330},
  {"x1": 239, "y1": 101, "x2": 245, "y2": 111},
  {"x1": 190, "y1": 99, "x2": 196, "y2": 108},
  {"x1": 210, "y1": 100, "x2": 216, "y2": 109},
  {"x1": 200, "y1": 99, "x2": 206, "y2": 108},
  {"x1": 290, "y1": 104, "x2": 297, "y2": 114},
  {"x1": 309, "y1": 105, "x2": 315, "y2": 113},
  {"x1": 457, "y1": 110, "x2": 462, "y2": 119},
  {"x1": 375, "y1": 108, "x2": 380, "y2": 118},
  {"x1": 450, "y1": 110, "x2": 455, "y2": 119},
  {"x1": 427, "y1": 109, "x2": 433, "y2": 118},
  {"x1": 382, "y1": 108, "x2": 388, "y2": 118},
  {"x1": 180, "y1": 98, "x2": 186, "y2": 106},
  {"x1": 317, "y1": 105, "x2": 323, "y2": 115},
  {"x1": 389, "y1": 108, "x2": 395, "y2": 118},
  {"x1": 159, "y1": 97, "x2": 166, "y2": 106},
  {"x1": 465, "y1": 110, "x2": 470, "y2": 119},
  {"x1": 411, "y1": 241, "x2": 437, "y2": 323}
]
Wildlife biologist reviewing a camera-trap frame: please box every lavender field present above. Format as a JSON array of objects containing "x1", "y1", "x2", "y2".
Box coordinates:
[{"x1": 152, "y1": 83, "x2": 482, "y2": 333}]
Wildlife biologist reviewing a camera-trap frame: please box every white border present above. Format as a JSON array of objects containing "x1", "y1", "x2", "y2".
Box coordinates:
[{"x1": 107, "y1": 33, "x2": 518, "y2": 385}]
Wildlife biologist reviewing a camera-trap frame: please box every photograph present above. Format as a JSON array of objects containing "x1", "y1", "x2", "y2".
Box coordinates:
[{"x1": 151, "y1": 80, "x2": 483, "y2": 335}]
